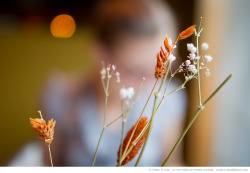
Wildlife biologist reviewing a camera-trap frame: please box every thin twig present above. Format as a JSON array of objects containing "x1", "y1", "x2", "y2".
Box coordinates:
[
  {"x1": 121, "y1": 79, "x2": 159, "y2": 160},
  {"x1": 135, "y1": 62, "x2": 171, "y2": 166},
  {"x1": 48, "y1": 145, "x2": 53, "y2": 167},
  {"x1": 161, "y1": 73, "x2": 232, "y2": 166},
  {"x1": 196, "y1": 17, "x2": 203, "y2": 106}
]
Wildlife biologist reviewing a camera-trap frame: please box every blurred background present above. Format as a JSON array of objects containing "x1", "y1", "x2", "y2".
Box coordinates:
[{"x1": 0, "y1": 0, "x2": 249, "y2": 166}]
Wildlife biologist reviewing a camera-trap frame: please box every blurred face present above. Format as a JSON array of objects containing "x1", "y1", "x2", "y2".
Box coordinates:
[{"x1": 106, "y1": 32, "x2": 164, "y2": 79}]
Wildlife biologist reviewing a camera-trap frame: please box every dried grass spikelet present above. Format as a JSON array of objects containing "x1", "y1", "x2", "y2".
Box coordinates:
[
  {"x1": 30, "y1": 114, "x2": 56, "y2": 145},
  {"x1": 178, "y1": 25, "x2": 196, "y2": 40},
  {"x1": 164, "y1": 36, "x2": 173, "y2": 53},
  {"x1": 117, "y1": 117, "x2": 149, "y2": 166},
  {"x1": 154, "y1": 45, "x2": 170, "y2": 79},
  {"x1": 154, "y1": 25, "x2": 196, "y2": 79}
]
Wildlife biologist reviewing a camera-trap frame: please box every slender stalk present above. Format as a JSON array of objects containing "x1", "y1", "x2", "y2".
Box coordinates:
[
  {"x1": 91, "y1": 128, "x2": 105, "y2": 166},
  {"x1": 156, "y1": 79, "x2": 188, "y2": 112},
  {"x1": 48, "y1": 145, "x2": 53, "y2": 167},
  {"x1": 156, "y1": 66, "x2": 182, "y2": 112},
  {"x1": 117, "y1": 77, "x2": 145, "y2": 166},
  {"x1": 118, "y1": 120, "x2": 126, "y2": 166},
  {"x1": 121, "y1": 79, "x2": 159, "y2": 160},
  {"x1": 124, "y1": 77, "x2": 145, "y2": 120},
  {"x1": 135, "y1": 91, "x2": 159, "y2": 166},
  {"x1": 91, "y1": 73, "x2": 110, "y2": 166},
  {"x1": 135, "y1": 62, "x2": 171, "y2": 166},
  {"x1": 196, "y1": 17, "x2": 203, "y2": 106},
  {"x1": 106, "y1": 115, "x2": 122, "y2": 128},
  {"x1": 161, "y1": 73, "x2": 232, "y2": 166}
]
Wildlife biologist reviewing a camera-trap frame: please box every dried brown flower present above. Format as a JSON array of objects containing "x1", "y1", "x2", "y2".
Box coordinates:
[
  {"x1": 117, "y1": 117, "x2": 149, "y2": 166},
  {"x1": 154, "y1": 46, "x2": 169, "y2": 79},
  {"x1": 178, "y1": 25, "x2": 196, "y2": 40},
  {"x1": 30, "y1": 117, "x2": 56, "y2": 145}
]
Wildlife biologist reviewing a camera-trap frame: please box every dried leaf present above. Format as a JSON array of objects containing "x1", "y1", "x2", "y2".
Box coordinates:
[
  {"x1": 117, "y1": 117, "x2": 149, "y2": 166},
  {"x1": 178, "y1": 25, "x2": 196, "y2": 40}
]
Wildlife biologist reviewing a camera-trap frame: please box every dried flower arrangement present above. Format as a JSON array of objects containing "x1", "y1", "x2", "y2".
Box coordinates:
[{"x1": 29, "y1": 18, "x2": 232, "y2": 167}]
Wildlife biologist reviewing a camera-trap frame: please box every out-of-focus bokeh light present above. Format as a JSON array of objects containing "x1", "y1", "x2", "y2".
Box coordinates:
[{"x1": 50, "y1": 14, "x2": 76, "y2": 38}]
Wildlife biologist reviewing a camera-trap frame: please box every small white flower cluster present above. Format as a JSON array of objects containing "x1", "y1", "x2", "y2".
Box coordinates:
[
  {"x1": 120, "y1": 87, "x2": 135, "y2": 100},
  {"x1": 100, "y1": 63, "x2": 120, "y2": 83},
  {"x1": 177, "y1": 42, "x2": 213, "y2": 80},
  {"x1": 169, "y1": 54, "x2": 176, "y2": 62},
  {"x1": 200, "y1": 42, "x2": 213, "y2": 76}
]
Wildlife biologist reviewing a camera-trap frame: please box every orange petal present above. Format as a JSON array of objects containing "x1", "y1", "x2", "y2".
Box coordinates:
[
  {"x1": 178, "y1": 25, "x2": 196, "y2": 40},
  {"x1": 164, "y1": 36, "x2": 172, "y2": 52}
]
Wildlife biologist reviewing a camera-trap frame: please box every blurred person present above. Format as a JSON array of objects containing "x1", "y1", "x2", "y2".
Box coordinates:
[{"x1": 9, "y1": 0, "x2": 187, "y2": 166}]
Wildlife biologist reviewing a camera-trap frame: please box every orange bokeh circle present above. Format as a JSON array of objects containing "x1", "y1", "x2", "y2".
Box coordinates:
[{"x1": 50, "y1": 14, "x2": 76, "y2": 38}]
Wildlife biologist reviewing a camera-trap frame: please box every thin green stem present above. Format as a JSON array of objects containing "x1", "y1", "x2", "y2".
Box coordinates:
[
  {"x1": 91, "y1": 128, "x2": 105, "y2": 166},
  {"x1": 159, "y1": 62, "x2": 172, "y2": 92},
  {"x1": 121, "y1": 79, "x2": 158, "y2": 160},
  {"x1": 135, "y1": 92, "x2": 159, "y2": 166},
  {"x1": 196, "y1": 17, "x2": 202, "y2": 106},
  {"x1": 48, "y1": 145, "x2": 53, "y2": 167},
  {"x1": 161, "y1": 73, "x2": 232, "y2": 166},
  {"x1": 135, "y1": 62, "x2": 171, "y2": 166},
  {"x1": 92, "y1": 71, "x2": 110, "y2": 166},
  {"x1": 117, "y1": 77, "x2": 145, "y2": 166},
  {"x1": 106, "y1": 115, "x2": 122, "y2": 128},
  {"x1": 124, "y1": 77, "x2": 145, "y2": 120},
  {"x1": 118, "y1": 120, "x2": 126, "y2": 166}
]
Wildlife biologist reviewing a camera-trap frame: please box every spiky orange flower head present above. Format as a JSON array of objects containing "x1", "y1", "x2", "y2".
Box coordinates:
[
  {"x1": 154, "y1": 25, "x2": 196, "y2": 79},
  {"x1": 117, "y1": 116, "x2": 149, "y2": 166},
  {"x1": 154, "y1": 37, "x2": 171, "y2": 79},
  {"x1": 30, "y1": 117, "x2": 56, "y2": 145}
]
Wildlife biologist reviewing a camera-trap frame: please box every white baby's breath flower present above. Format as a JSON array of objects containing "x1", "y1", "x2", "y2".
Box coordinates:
[
  {"x1": 187, "y1": 43, "x2": 197, "y2": 53},
  {"x1": 100, "y1": 69, "x2": 106, "y2": 79},
  {"x1": 112, "y1": 65, "x2": 115, "y2": 71},
  {"x1": 107, "y1": 66, "x2": 110, "y2": 71},
  {"x1": 127, "y1": 87, "x2": 135, "y2": 99},
  {"x1": 189, "y1": 53, "x2": 196, "y2": 60},
  {"x1": 188, "y1": 65, "x2": 197, "y2": 74},
  {"x1": 120, "y1": 87, "x2": 127, "y2": 100},
  {"x1": 116, "y1": 72, "x2": 120, "y2": 76},
  {"x1": 169, "y1": 54, "x2": 176, "y2": 62},
  {"x1": 185, "y1": 60, "x2": 191, "y2": 66},
  {"x1": 204, "y1": 55, "x2": 213, "y2": 62},
  {"x1": 120, "y1": 87, "x2": 134, "y2": 100},
  {"x1": 192, "y1": 69, "x2": 198, "y2": 74},
  {"x1": 201, "y1": 42, "x2": 209, "y2": 51}
]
